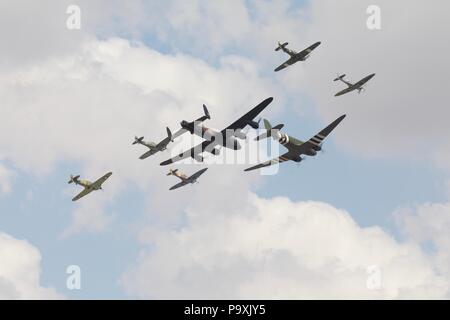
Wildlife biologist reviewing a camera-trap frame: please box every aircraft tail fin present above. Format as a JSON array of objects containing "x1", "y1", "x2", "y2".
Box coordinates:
[
  {"x1": 203, "y1": 104, "x2": 211, "y2": 120},
  {"x1": 68, "y1": 175, "x2": 80, "y2": 184},
  {"x1": 275, "y1": 42, "x2": 289, "y2": 51},
  {"x1": 133, "y1": 136, "x2": 144, "y2": 145},
  {"x1": 196, "y1": 104, "x2": 211, "y2": 122},
  {"x1": 333, "y1": 74, "x2": 346, "y2": 81},
  {"x1": 167, "y1": 169, "x2": 178, "y2": 176},
  {"x1": 255, "y1": 119, "x2": 285, "y2": 141}
]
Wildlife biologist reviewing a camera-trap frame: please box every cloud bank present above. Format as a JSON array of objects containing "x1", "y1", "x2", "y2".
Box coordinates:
[{"x1": 0, "y1": 233, "x2": 61, "y2": 299}]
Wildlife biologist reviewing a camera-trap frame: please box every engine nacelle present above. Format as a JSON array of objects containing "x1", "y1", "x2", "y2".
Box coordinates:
[
  {"x1": 293, "y1": 156, "x2": 303, "y2": 163},
  {"x1": 278, "y1": 133, "x2": 289, "y2": 145},
  {"x1": 246, "y1": 120, "x2": 259, "y2": 129},
  {"x1": 312, "y1": 144, "x2": 322, "y2": 152}
]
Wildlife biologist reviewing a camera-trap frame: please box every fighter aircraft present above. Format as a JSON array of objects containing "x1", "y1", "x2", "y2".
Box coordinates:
[
  {"x1": 167, "y1": 168, "x2": 208, "y2": 190},
  {"x1": 133, "y1": 127, "x2": 173, "y2": 159},
  {"x1": 244, "y1": 115, "x2": 346, "y2": 172},
  {"x1": 68, "y1": 172, "x2": 113, "y2": 201},
  {"x1": 333, "y1": 73, "x2": 376, "y2": 97},
  {"x1": 274, "y1": 41, "x2": 321, "y2": 72},
  {"x1": 160, "y1": 97, "x2": 273, "y2": 165}
]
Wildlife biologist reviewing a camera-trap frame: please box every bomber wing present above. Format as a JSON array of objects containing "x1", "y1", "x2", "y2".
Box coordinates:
[
  {"x1": 160, "y1": 140, "x2": 216, "y2": 165},
  {"x1": 221, "y1": 97, "x2": 273, "y2": 133},
  {"x1": 295, "y1": 115, "x2": 346, "y2": 153},
  {"x1": 171, "y1": 128, "x2": 188, "y2": 141},
  {"x1": 244, "y1": 150, "x2": 299, "y2": 172}
]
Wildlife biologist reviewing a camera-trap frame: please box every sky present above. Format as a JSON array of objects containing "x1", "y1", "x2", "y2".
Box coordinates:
[{"x1": 0, "y1": 0, "x2": 450, "y2": 299}]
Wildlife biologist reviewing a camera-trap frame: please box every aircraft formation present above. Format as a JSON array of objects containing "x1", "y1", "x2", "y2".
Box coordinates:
[{"x1": 69, "y1": 40, "x2": 376, "y2": 200}]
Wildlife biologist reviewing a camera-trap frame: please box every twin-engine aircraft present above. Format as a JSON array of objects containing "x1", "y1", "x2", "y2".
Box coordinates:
[
  {"x1": 68, "y1": 172, "x2": 113, "y2": 201},
  {"x1": 167, "y1": 168, "x2": 208, "y2": 190},
  {"x1": 334, "y1": 73, "x2": 376, "y2": 96},
  {"x1": 274, "y1": 41, "x2": 321, "y2": 72},
  {"x1": 133, "y1": 127, "x2": 173, "y2": 159},
  {"x1": 244, "y1": 115, "x2": 346, "y2": 172},
  {"x1": 160, "y1": 97, "x2": 274, "y2": 165}
]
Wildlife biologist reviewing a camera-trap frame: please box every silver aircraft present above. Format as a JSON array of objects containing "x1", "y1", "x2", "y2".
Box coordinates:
[
  {"x1": 68, "y1": 172, "x2": 113, "y2": 201},
  {"x1": 133, "y1": 127, "x2": 173, "y2": 159},
  {"x1": 274, "y1": 41, "x2": 321, "y2": 72},
  {"x1": 166, "y1": 168, "x2": 208, "y2": 190},
  {"x1": 334, "y1": 73, "x2": 376, "y2": 97}
]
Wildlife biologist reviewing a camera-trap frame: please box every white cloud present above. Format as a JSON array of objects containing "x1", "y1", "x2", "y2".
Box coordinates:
[
  {"x1": 61, "y1": 196, "x2": 115, "y2": 238},
  {"x1": 130, "y1": 0, "x2": 312, "y2": 65},
  {"x1": 0, "y1": 232, "x2": 62, "y2": 299},
  {"x1": 395, "y1": 202, "x2": 450, "y2": 280},
  {"x1": 122, "y1": 194, "x2": 449, "y2": 299},
  {"x1": 0, "y1": 0, "x2": 87, "y2": 70},
  {"x1": 0, "y1": 164, "x2": 13, "y2": 195}
]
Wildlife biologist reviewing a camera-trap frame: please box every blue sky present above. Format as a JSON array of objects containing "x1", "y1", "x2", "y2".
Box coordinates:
[{"x1": 1, "y1": 0, "x2": 450, "y2": 299}]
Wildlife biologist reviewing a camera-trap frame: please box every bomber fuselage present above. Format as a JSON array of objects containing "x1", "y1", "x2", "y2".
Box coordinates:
[{"x1": 180, "y1": 121, "x2": 241, "y2": 150}]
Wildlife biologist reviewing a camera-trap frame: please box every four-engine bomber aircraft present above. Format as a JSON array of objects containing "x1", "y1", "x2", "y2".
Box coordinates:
[
  {"x1": 167, "y1": 168, "x2": 208, "y2": 190},
  {"x1": 160, "y1": 97, "x2": 274, "y2": 165},
  {"x1": 334, "y1": 73, "x2": 376, "y2": 97},
  {"x1": 68, "y1": 172, "x2": 113, "y2": 201},
  {"x1": 274, "y1": 41, "x2": 321, "y2": 72},
  {"x1": 133, "y1": 127, "x2": 173, "y2": 159},
  {"x1": 244, "y1": 115, "x2": 346, "y2": 172}
]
